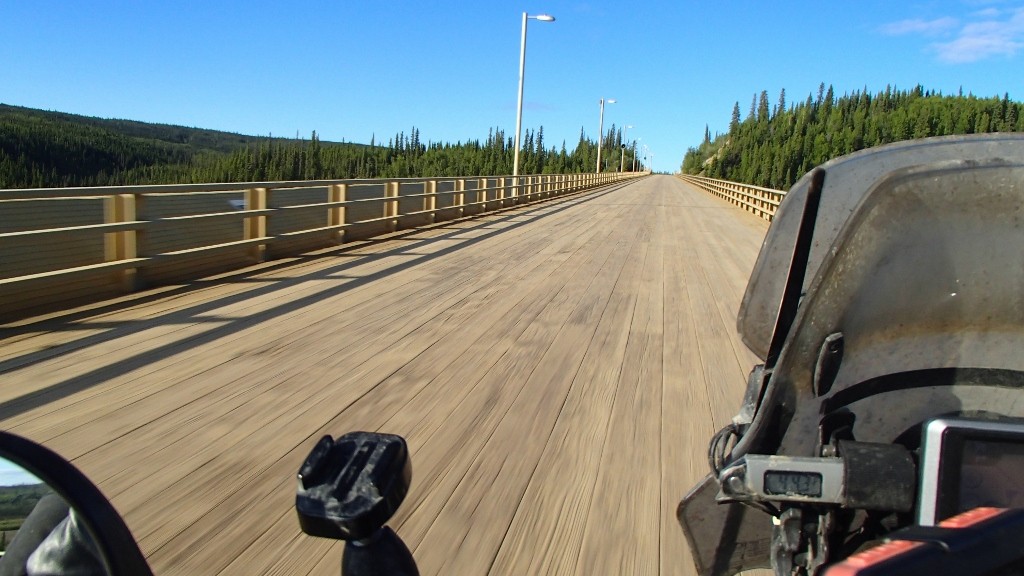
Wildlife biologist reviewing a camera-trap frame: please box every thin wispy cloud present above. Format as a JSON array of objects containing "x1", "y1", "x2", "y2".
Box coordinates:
[
  {"x1": 881, "y1": 17, "x2": 959, "y2": 36},
  {"x1": 933, "y1": 7, "x2": 1024, "y2": 62},
  {"x1": 880, "y1": 4, "x2": 1024, "y2": 63},
  {"x1": 972, "y1": 8, "x2": 1002, "y2": 18}
]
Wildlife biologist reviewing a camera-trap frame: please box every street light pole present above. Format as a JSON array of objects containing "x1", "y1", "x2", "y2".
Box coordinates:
[
  {"x1": 619, "y1": 124, "x2": 633, "y2": 172},
  {"x1": 513, "y1": 12, "x2": 555, "y2": 179},
  {"x1": 595, "y1": 97, "x2": 616, "y2": 173}
]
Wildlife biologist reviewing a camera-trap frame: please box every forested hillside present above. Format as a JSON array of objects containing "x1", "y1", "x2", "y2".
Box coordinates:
[
  {"x1": 682, "y1": 85, "x2": 1024, "y2": 190},
  {"x1": 0, "y1": 104, "x2": 636, "y2": 188}
]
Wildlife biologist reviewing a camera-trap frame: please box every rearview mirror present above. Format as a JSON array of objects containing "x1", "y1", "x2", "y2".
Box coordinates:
[{"x1": 0, "y1": 431, "x2": 151, "y2": 576}]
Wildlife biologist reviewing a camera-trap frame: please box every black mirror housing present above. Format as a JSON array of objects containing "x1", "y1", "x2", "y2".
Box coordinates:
[{"x1": 0, "y1": 431, "x2": 152, "y2": 576}]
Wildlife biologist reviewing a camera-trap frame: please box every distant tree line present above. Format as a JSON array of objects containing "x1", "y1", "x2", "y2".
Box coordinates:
[
  {"x1": 189, "y1": 124, "x2": 636, "y2": 183},
  {"x1": 0, "y1": 104, "x2": 639, "y2": 188},
  {"x1": 682, "y1": 84, "x2": 1024, "y2": 190}
]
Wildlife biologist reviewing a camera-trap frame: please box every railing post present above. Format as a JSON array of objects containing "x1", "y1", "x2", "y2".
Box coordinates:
[
  {"x1": 424, "y1": 180, "x2": 437, "y2": 223},
  {"x1": 456, "y1": 179, "x2": 466, "y2": 216},
  {"x1": 328, "y1": 183, "x2": 347, "y2": 244},
  {"x1": 385, "y1": 181, "x2": 399, "y2": 232},
  {"x1": 499, "y1": 176, "x2": 507, "y2": 207},
  {"x1": 478, "y1": 178, "x2": 488, "y2": 213},
  {"x1": 245, "y1": 187, "x2": 268, "y2": 262},
  {"x1": 104, "y1": 193, "x2": 139, "y2": 292}
]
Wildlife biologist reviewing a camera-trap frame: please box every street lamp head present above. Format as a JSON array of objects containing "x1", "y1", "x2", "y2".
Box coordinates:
[
  {"x1": 607, "y1": 99, "x2": 617, "y2": 104},
  {"x1": 532, "y1": 14, "x2": 556, "y2": 21}
]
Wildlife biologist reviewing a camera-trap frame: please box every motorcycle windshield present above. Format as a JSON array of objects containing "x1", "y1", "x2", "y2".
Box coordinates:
[
  {"x1": 766, "y1": 155, "x2": 1024, "y2": 457},
  {"x1": 738, "y1": 134, "x2": 1024, "y2": 361}
]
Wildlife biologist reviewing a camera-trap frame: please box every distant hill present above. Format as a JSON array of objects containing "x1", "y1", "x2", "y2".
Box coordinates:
[
  {"x1": 0, "y1": 103, "x2": 304, "y2": 153},
  {"x1": 0, "y1": 104, "x2": 367, "y2": 188},
  {"x1": 0, "y1": 482, "x2": 51, "y2": 535},
  {"x1": 1, "y1": 104, "x2": 626, "y2": 189}
]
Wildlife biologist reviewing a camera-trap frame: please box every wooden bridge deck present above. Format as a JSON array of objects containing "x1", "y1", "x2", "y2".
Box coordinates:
[{"x1": 0, "y1": 175, "x2": 768, "y2": 575}]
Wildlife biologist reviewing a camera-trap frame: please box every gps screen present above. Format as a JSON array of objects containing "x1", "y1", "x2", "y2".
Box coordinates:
[{"x1": 958, "y1": 438, "x2": 1024, "y2": 512}]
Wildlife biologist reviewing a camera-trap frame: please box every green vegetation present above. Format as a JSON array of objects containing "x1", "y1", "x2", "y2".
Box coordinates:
[
  {"x1": 0, "y1": 104, "x2": 638, "y2": 189},
  {"x1": 0, "y1": 483, "x2": 53, "y2": 552},
  {"x1": 682, "y1": 84, "x2": 1024, "y2": 190}
]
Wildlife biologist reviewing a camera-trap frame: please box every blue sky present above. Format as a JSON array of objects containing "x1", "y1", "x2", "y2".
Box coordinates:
[
  {"x1": 0, "y1": 459, "x2": 41, "y2": 487},
  {"x1": 3, "y1": 1, "x2": 1024, "y2": 173}
]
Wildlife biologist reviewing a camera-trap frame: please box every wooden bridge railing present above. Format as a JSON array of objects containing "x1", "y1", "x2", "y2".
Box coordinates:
[
  {"x1": 0, "y1": 171, "x2": 645, "y2": 319},
  {"x1": 676, "y1": 173, "x2": 785, "y2": 222}
]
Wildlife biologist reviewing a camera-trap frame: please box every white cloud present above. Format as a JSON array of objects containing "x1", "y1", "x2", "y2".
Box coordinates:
[
  {"x1": 880, "y1": 17, "x2": 959, "y2": 36},
  {"x1": 931, "y1": 7, "x2": 1024, "y2": 62},
  {"x1": 881, "y1": 5, "x2": 1024, "y2": 63}
]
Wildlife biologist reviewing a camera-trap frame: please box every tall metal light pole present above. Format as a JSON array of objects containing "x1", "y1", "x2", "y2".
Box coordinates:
[
  {"x1": 619, "y1": 124, "x2": 633, "y2": 172},
  {"x1": 595, "y1": 98, "x2": 616, "y2": 173},
  {"x1": 513, "y1": 12, "x2": 555, "y2": 179}
]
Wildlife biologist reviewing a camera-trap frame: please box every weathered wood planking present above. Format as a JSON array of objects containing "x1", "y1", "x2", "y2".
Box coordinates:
[{"x1": 0, "y1": 175, "x2": 767, "y2": 575}]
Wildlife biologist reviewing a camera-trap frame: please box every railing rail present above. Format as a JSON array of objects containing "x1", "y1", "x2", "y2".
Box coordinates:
[
  {"x1": 1, "y1": 172, "x2": 646, "y2": 318},
  {"x1": 676, "y1": 173, "x2": 785, "y2": 221}
]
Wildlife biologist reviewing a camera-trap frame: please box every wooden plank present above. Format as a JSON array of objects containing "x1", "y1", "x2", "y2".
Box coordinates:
[
  {"x1": 406, "y1": 201, "x2": 647, "y2": 575},
  {"x1": 488, "y1": 212, "x2": 647, "y2": 574},
  {"x1": 576, "y1": 204, "x2": 664, "y2": 575}
]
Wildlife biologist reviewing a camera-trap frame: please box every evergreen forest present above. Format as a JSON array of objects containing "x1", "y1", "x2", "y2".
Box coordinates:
[
  {"x1": 0, "y1": 104, "x2": 638, "y2": 189},
  {"x1": 682, "y1": 84, "x2": 1024, "y2": 190}
]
